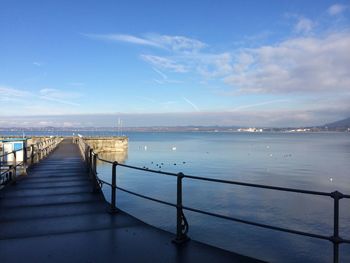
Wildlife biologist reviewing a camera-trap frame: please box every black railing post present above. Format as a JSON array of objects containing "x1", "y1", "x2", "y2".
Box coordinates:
[
  {"x1": 38, "y1": 144, "x2": 40, "y2": 161},
  {"x1": 37, "y1": 143, "x2": 40, "y2": 161},
  {"x1": 8, "y1": 165, "x2": 13, "y2": 184},
  {"x1": 31, "y1": 145, "x2": 35, "y2": 165},
  {"x1": 22, "y1": 141, "x2": 28, "y2": 175},
  {"x1": 84, "y1": 146, "x2": 91, "y2": 174},
  {"x1": 89, "y1": 148, "x2": 93, "y2": 174},
  {"x1": 109, "y1": 161, "x2": 118, "y2": 214},
  {"x1": 39, "y1": 143, "x2": 42, "y2": 161},
  {"x1": 92, "y1": 153, "x2": 97, "y2": 175},
  {"x1": 330, "y1": 191, "x2": 344, "y2": 263},
  {"x1": 173, "y1": 172, "x2": 189, "y2": 244},
  {"x1": 92, "y1": 153, "x2": 100, "y2": 193},
  {"x1": 6, "y1": 171, "x2": 11, "y2": 184},
  {"x1": 84, "y1": 145, "x2": 87, "y2": 168},
  {"x1": 12, "y1": 151, "x2": 17, "y2": 183}
]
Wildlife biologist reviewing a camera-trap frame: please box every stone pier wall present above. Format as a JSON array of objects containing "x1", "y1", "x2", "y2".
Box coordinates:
[
  {"x1": 83, "y1": 136, "x2": 128, "y2": 153},
  {"x1": 82, "y1": 136, "x2": 128, "y2": 163}
]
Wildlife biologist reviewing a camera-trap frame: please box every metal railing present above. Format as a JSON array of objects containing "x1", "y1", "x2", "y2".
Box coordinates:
[
  {"x1": 0, "y1": 137, "x2": 62, "y2": 187},
  {"x1": 76, "y1": 137, "x2": 350, "y2": 263}
]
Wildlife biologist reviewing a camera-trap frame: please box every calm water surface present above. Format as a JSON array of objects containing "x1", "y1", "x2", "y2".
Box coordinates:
[
  {"x1": 97, "y1": 132, "x2": 350, "y2": 263},
  {"x1": 2, "y1": 131, "x2": 350, "y2": 262}
]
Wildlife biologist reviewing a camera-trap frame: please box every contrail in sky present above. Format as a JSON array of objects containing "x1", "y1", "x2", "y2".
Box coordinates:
[{"x1": 183, "y1": 97, "x2": 200, "y2": 112}]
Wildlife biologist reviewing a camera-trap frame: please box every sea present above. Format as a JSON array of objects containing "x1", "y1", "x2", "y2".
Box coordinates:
[{"x1": 1, "y1": 131, "x2": 350, "y2": 262}]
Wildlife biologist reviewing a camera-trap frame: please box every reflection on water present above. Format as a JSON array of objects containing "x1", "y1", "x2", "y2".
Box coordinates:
[{"x1": 96, "y1": 151, "x2": 128, "y2": 164}]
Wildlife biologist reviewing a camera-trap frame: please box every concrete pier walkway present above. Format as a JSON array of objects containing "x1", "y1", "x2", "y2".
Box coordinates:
[{"x1": 0, "y1": 139, "x2": 263, "y2": 263}]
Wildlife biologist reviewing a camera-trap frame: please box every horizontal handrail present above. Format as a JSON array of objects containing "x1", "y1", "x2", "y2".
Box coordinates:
[
  {"x1": 77, "y1": 134, "x2": 350, "y2": 200},
  {"x1": 97, "y1": 178, "x2": 112, "y2": 187},
  {"x1": 112, "y1": 182, "x2": 343, "y2": 243},
  {"x1": 0, "y1": 150, "x2": 18, "y2": 158},
  {"x1": 82, "y1": 142, "x2": 345, "y2": 198},
  {"x1": 182, "y1": 205, "x2": 331, "y2": 241},
  {"x1": 0, "y1": 138, "x2": 57, "y2": 157},
  {"x1": 92, "y1": 155, "x2": 345, "y2": 199},
  {"x1": 183, "y1": 174, "x2": 333, "y2": 197},
  {"x1": 116, "y1": 185, "x2": 177, "y2": 208},
  {"x1": 117, "y1": 162, "x2": 335, "y2": 197},
  {"x1": 0, "y1": 137, "x2": 62, "y2": 187},
  {"x1": 76, "y1": 136, "x2": 349, "y2": 263}
]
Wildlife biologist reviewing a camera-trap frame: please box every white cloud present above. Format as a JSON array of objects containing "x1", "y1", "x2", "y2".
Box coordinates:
[
  {"x1": 39, "y1": 88, "x2": 81, "y2": 99},
  {"x1": 83, "y1": 33, "x2": 160, "y2": 47},
  {"x1": 224, "y1": 32, "x2": 350, "y2": 94},
  {"x1": 143, "y1": 52, "x2": 234, "y2": 79},
  {"x1": 151, "y1": 67, "x2": 183, "y2": 84},
  {"x1": 85, "y1": 33, "x2": 235, "y2": 79},
  {"x1": 0, "y1": 86, "x2": 28, "y2": 97},
  {"x1": 229, "y1": 99, "x2": 290, "y2": 111},
  {"x1": 39, "y1": 96, "x2": 80, "y2": 106},
  {"x1": 87, "y1": 29, "x2": 350, "y2": 98},
  {"x1": 0, "y1": 86, "x2": 81, "y2": 115},
  {"x1": 139, "y1": 31, "x2": 350, "y2": 97},
  {"x1": 195, "y1": 52, "x2": 233, "y2": 78},
  {"x1": 0, "y1": 86, "x2": 81, "y2": 105},
  {"x1": 294, "y1": 17, "x2": 314, "y2": 34},
  {"x1": 150, "y1": 34, "x2": 206, "y2": 52},
  {"x1": 84, "y1": 33, "x2": 206, "y2": 53},
  {"x1": 0, "y1": 86, "x2": 28, "y2": 106},
  {"x1": 39, "y1": 88, "x2": 81, "y2": 106},
  {"x1": 33, "y1": 62, "x2": 44, "y2": 67},
  {"x1": 141, "y1": 54, "x2": 187, "y2": 72},
  {"x1": 328, "y1": 4, "x2": 347, "y2": 16}
]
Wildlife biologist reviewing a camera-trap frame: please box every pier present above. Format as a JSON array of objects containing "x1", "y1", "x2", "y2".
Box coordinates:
[{"x1": 0, "y1": 139, "x2": 262, "y2": 263}]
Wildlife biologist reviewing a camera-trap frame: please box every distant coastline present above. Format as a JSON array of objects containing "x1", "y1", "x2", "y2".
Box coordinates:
[
  {"x1": 1, "y1": 117, "x2": 349, "y2": 133},
  {"x1": 1, "y1": 117, "x2": 350, "y2": 133},
  {"x1": 0, "y1": 125, "x2": 349, "y2": 133}
]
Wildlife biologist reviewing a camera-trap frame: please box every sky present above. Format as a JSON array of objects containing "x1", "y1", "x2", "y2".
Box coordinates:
[{"x1": 0, "y1": 0, "x2": 349, "y2": 127}]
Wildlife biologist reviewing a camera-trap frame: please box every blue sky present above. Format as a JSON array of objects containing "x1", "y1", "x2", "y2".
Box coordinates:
[{"x1": 0, "y1": 0, "x2": 349, "y2": 127}]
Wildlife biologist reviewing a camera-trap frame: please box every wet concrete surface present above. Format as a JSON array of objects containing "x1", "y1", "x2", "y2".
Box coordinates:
[{"x1": 0, "y1": 139, "x2": 264, "y2": 263}]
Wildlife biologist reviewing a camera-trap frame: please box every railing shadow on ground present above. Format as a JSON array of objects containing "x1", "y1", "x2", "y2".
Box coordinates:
[
  {"x1": 75, "y1": 136, "x2": 350, "y2": 263},
  {"x1": 0, "y1": 137, "x2": 63, "y2": 188}
]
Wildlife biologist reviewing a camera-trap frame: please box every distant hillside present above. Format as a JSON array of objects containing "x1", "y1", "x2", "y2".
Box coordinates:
[{"x1": 324, "y1": 117, "x2": 350, "y2": 128}]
